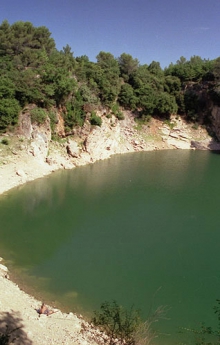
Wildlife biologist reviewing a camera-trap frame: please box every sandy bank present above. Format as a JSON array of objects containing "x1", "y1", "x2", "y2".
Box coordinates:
[{"x1": 0, "y1": 262, "x2": 109, "y2": 345}]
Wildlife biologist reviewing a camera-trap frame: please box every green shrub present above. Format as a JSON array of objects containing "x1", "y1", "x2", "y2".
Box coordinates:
[
  {"x1": 30, "y1": 107, "x2": 47, "y2": 124},
  {"x1": 111, "y1": 103, "x2": 119, "y2": 115},
  {"x1": 143, "y1": 114, "x2": 152, "y2": 123},
  {"x1": 164, "y1": 119, "x2": 176, "y2": 129},
  {"x1": 115, "y1": 111, "x2": 125, "y2": 120},
  {"x1": 134, "y1": 115, "x2": 152, "y2": 130},
  {"x1": 111, "y1": 103, "x2": 124, "y2": 120},
  {"x1": 1, "y1": 138, "x2": 9, "y2": 145},
  {"x1": 0, "y1": 98, "x2": 21, "y2": 132},
  {"x1": 192, "y1": 123, "x2": 199, "y2": 130},
  {"x1": 48, "y1": 110, "x2": 57, "y2": 132},
  {"x1": 91, "y1": 301, "x2": 140, "y2": 345},
  {"x1": 51, "y1": 134, "x2": 67, "y2": 143},
  {"x1": 64, "y1": 97, "x2": 86, "y2": 129},
  {"x1": 90, "y1": 111, "x2": 102, "y2": 126}
]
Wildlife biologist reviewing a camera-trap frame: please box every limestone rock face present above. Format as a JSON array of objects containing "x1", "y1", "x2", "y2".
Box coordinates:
[
  {"x1": 66, "y1": 140, "x2": 81, "y2": 158},
  {"x1": 30, "y1": 117, "x2": 51, "y2": 159},
  {"x1": 1, "y1": 107, "x2": 220, "y2": 197},
  {"x1": 13, "y1": 107, "x2": 219, "y2": 176},
  {"x1": 17, "y1": 106, "x2": 51, "y2": 160},
  {"x1": 55, "y1": 111, "x2": 65, "y2": 137},
  {"x1": 17, "y1": 111, "x2": 33, "y2": 139}
]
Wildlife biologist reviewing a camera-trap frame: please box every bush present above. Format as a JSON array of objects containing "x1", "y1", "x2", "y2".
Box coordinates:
[
  {"x1": 115, "y1": 111, "x2": 125, "y2": 120},
  {"x1": 1, "y1": 138, "x2": 9, "y2": 145},
  {"x1": 164, "y1": 119, "x2": 177, "y2": 129},
  {"x1": 48, "y1": 110, "x2": 57, "y2": 132},
  {"x1": 90, "y1": 111, "x2": 102, "y2": 126},
  {"x1": 64, "y1": 95, "x2": 86, "y2": 130},
  {"x1": 111, "y1": 103, "x2": 125, "y2": 120},
  {"x1": 0, "y1": 98, "x2": 21, "y2": 132},
  {"x1": 30, "y1": 107, "x2": 47, "y2": 124},
  {"x1": 91, "y1": 301, "x2": 140, "y2": 345},
  {"x1": 111, "y1": 103, "x2": 120, "y2": 115},
  {"x1": 192, "y1": 123, "x2": 199, "y2": 130}
]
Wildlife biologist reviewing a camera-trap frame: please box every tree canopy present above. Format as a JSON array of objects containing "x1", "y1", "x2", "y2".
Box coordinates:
[{"x1": 0, "y1": 20, "x2": 218, "y2": 133}]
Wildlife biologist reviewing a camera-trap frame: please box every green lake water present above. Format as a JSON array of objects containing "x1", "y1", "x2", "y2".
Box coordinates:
[{"x1": 0, "y1": 150, "x2": 220, "y2": 344}]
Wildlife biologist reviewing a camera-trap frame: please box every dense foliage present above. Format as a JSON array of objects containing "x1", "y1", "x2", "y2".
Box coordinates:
[
  {"x1": 91, "y1": 301, "x2": 169, "y2": 345},
  {"x1": 0, "y1": 20, "x2": 219, "y2": 134},
  {"x1": 91, "y1": 301, "x2": 140, "y2": 345}
]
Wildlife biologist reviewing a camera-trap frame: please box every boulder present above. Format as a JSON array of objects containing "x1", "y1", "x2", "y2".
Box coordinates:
[{"x1": 66, "y1": 140, "x2": 80, "y2": 158}]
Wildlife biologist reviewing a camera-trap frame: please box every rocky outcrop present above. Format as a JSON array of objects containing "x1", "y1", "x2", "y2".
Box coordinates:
[
  {"x1": 55, "y1": 110, "x2": 65, "y2": 137},
  {"x1": 17, "y1": 111, "x2": 33, "y2": 139},
  {"x1": 17, "y1": 106, "x2": 51, "y2": 160},
  {"x1": 16, "y1": 106, "x2": 219, "y2": 168},
  {"x1": 66, "y1": 139, "x2": 81, "y2": 158},
  {"x1": 30, "y1": 117, "x2": 51, "y2": 158},
  {"x1": 63, "y1": 111, "x2": 220, "y2": 166},
  {"x1": 78, "y1": 112, "x2": 214, "y2": 161},
  {"x1": 1, "y1": 108, "x2": 219, "y2": 195}
]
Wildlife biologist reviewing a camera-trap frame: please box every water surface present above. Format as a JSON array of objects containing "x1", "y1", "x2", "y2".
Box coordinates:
[{"x1": 0, "y1": 150, "x2": 220, "y2": 344}]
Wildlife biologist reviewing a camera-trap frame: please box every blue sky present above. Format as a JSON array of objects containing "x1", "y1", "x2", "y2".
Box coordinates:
[{"x1": 1, "y1": 0, "x2": 219, "y2": 68}]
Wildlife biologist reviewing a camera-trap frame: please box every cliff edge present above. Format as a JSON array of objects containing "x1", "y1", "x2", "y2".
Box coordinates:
[{"x1": 0, "y1": 109, "x2": 220, "y2": 196}]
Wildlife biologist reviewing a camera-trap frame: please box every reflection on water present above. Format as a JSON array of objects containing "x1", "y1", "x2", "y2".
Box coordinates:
[{"x1": 0, "y1": 150, "x2": 220, "y2": 344}]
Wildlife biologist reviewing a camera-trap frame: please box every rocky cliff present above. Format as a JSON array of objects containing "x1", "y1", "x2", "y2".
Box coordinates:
[
  {"x1": 16, "y1": 106, "x2": 220, "y2": 165},
  {"x1": 0, "y1": 106, "x2": 220, "y2": 195}
]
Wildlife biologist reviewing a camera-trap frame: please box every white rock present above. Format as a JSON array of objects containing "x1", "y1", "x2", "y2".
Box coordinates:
[
  {"x1": 0, "y1": 264, "x2": 8, "y2": 272},
  {"x1": 16, "y1": 169, "x2": 26, "y2": 177}
]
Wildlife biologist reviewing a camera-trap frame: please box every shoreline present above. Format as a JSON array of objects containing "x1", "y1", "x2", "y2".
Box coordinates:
[
  {"x1": 0, "y1": 262, "x2": 106, "y2": 345},
  {"x1": 1, "y1": 113, "x2": 220, "y2": 344},
  {"x1": 1, "y1": 112, "x2": 219, "y2": 197},
  {"x1": 0, "y1": 145, "x2": 215, "y2": 345}
]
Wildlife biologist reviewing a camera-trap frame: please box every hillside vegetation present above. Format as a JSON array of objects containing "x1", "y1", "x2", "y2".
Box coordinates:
[{"x1": 1, "y1": 20, "x2": 220, "y2": 138}]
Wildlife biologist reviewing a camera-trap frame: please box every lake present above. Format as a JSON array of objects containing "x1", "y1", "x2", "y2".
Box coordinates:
[{"x1": 0, "y1": 150, "x2": 220, "y2": 344}]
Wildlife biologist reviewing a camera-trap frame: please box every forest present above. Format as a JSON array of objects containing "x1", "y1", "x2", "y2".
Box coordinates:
[{"x1": 0, "y1": 20, "x2": 220, "y2": 135}]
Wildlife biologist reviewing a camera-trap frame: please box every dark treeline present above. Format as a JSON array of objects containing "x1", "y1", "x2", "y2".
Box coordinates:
[{"x1": 1, "y1": 20, "x2": 220, "y2": 134}]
